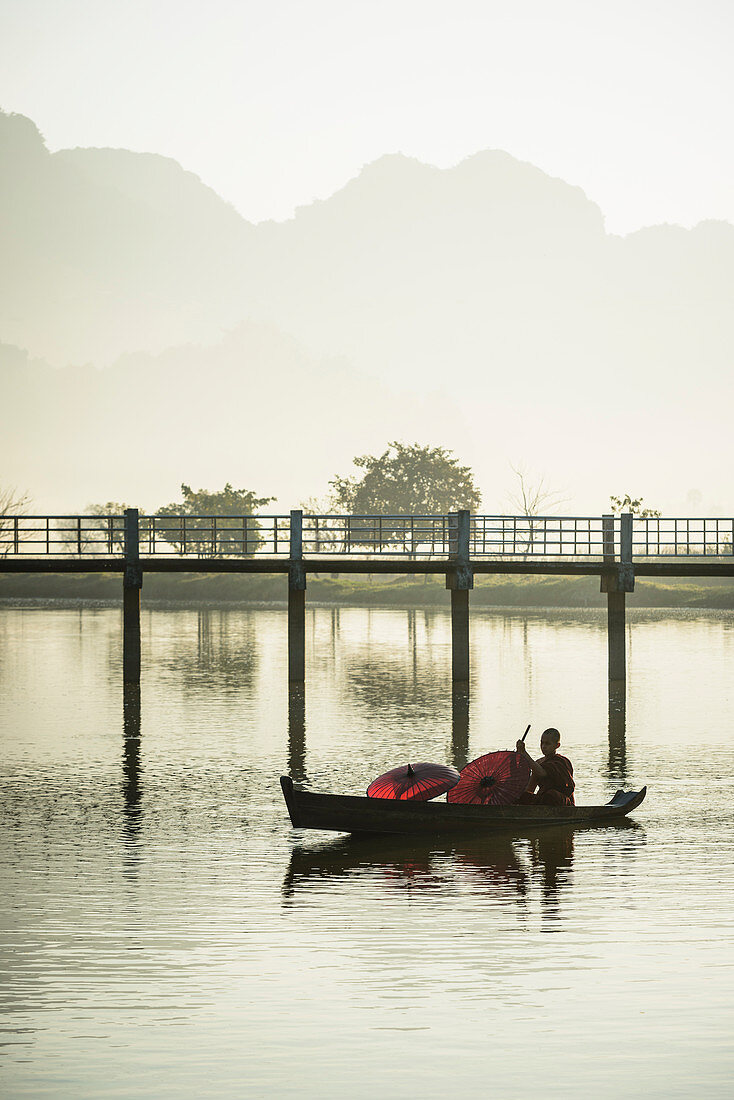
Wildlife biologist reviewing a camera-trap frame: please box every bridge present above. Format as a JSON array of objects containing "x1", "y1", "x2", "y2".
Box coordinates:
[{"x1": 2, "y1": 509, "x2": 733, "y2": 694}]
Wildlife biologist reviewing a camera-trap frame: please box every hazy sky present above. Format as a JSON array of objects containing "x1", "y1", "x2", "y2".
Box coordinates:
[{"x1": 1, "y1": 0, "x2": 732, "y2": 235}]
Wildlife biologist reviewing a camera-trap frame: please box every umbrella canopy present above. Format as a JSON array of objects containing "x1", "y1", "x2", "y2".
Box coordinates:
[
  {"x1": 367, "y1": 762, "x2": 460, "y2": 801},
  {"x1": 447, "y1": 751, "x2": 531, "y2": 806}
]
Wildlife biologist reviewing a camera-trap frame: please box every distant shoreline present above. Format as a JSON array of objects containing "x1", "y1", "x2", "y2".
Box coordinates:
[{"x1": 2, "y1": 572, "x2": 733, "y2": 611}]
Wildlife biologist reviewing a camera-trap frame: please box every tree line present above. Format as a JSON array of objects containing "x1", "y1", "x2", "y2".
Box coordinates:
[
  {"x1": 1, "y1": 440, "x2": 659, "y2": 557},
  {"x1": 87, "y1": 442, "x2": 483, "y2": 523}
]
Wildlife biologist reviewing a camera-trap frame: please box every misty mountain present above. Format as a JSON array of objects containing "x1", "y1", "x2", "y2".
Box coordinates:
[
  {"x1": 2, "y1": 108, "x2": 733, "y2": 512},
  {"x1": 4, "y1": 106, "x2": 733, "y2": 393},
  {"x1": 0, "y1": 110, "x2": 255, "y2": 364},
  {"x1": 249, "y1": 150, "x2": 610, "y2": 371},
  {"x1": 252, "y1": 151, "x2": 734, "y2": 407}
]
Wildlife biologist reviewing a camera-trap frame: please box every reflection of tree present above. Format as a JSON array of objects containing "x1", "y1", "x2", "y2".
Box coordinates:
[
  {"x1": 344, "y1": 656, "x2": 447, "y2": 720},
  {"x1": 157, "y1": 609, "x2": 259, "y2": 696},
  {"x1": 337, "y1": 610, "x2": 449, "y2": 719}
]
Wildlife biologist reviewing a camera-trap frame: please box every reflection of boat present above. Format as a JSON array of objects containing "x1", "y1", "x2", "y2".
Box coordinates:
[
  {"x1": 283, "y1": 834, "x2": 437, "y2": 898},
  {"x1": 280, "y1": 776, "x2": 647, "y2": 836},
  {"x1": 282, "y1": 821, "x2": 643, "y2": 904}
]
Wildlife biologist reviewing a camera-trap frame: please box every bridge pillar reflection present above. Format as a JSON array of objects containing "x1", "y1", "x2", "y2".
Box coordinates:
[
  {"x1": 288, "y1": 684, "x2": 307, "y2": 781},
  {"x1": 451, "y1": 684, "x2": 470, "y2": 770},
  {"x1": 608, "y1": 681, "x2": 627, "y2": 782},
  {"x1": 122, "y1": 682, "x2": 142, "y2": 814}
]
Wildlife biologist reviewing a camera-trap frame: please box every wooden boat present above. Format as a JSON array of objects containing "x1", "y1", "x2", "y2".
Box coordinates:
[{"x1": 280, "y1": 775, "x2": 647, "y2": 836}]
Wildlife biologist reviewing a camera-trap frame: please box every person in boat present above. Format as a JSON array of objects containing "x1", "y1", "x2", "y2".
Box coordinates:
[{"x1": 515, "y1": 727, "x2": 575, "y2": 806}]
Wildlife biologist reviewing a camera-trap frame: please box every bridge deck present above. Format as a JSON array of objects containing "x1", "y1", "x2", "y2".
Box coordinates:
[{"x1": 2, "y1": 556, "x2": 734, "y2": 578}]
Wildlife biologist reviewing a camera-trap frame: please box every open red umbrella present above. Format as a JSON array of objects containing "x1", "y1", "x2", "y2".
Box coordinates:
[
  {"x1": 367, "y1": 762, "x2": 460, "y2": 801},
  {"x1": 447, "y1": 750, "x2": 531, "y2": 805}
]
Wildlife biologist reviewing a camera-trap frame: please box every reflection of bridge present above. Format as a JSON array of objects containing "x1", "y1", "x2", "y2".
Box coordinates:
[{"x1": 3, "y1": 509, "x2": 734, "y2": 696}]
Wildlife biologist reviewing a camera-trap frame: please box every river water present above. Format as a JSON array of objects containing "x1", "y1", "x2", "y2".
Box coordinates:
[{"x1": 1, "y1": 604, "x2": 733, "y2": 1098}]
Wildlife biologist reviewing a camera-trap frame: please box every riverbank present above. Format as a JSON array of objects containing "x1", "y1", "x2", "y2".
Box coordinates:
[{"x1": 2, "y1": 571, "x2": 734, "y2": 608}]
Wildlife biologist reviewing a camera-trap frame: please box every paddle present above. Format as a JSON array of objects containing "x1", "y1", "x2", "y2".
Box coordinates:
[{"x1": 512, "y1": 724, "x2": 531, "y2": 753}]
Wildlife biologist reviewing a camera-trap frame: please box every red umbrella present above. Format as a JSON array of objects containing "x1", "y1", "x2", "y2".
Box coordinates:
[
  {"x1": 367, "y1": 762, "x2": 460, "y2": 801},
  {"x1": 447, "y1": 750, "x2": 531, "y2": 806}
]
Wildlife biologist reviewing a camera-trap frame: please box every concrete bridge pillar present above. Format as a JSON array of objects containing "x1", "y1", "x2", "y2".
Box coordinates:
[
  {"x1": 446, "y1": 510, "x2": 473, "y2": 685},
  {"x1": 288, "y1": 509, "x2": 306, "y2": 682},
  {"x1": 601, "y1": 512, "x2": 634, "y2": 692}
]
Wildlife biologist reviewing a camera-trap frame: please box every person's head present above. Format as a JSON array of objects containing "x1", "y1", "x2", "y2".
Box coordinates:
[{"x1": 540, "y1": 727, "x2": 561, "y2": 755}]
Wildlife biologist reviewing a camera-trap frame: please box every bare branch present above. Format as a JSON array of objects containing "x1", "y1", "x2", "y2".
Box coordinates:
[
  {"x1": 0, "y1": 485, "x2": 31, "y2": 517},
  {"x1": 507, "y1": 464, "x2": 569, "y2": 517}
]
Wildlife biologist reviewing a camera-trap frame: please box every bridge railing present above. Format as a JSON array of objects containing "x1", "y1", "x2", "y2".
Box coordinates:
[
  {"x1": 140, "y1": 514, "x2": 292, "y2": 557},
  {"x1": 1, "y1": 513, "x2": 733, "y2": 559},
  {"x1": 470, "y1": 516, "x2": 610, "y2": 558},
  {"x1": 0, "y1": 514, "x2": 128, "y2": 557},
  {"x1": 0, "y1": 514, "x2": 294, "y2": 557},
  {"x1": 632, "y1": 517, "x2": 734, "y2": 557},
  {"x1": 300, "y1": 514, "x2": 613, "y2": 557},
  {"x1": 302, "y1": 514, "x2": 453, "y2": 556}
]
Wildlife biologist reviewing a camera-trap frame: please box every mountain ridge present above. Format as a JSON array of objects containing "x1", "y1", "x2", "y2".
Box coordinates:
[
  {"x1": 2, "y1": 109, "x2": 733, "y2": 516},
  {"x1": 6, "y1": 106, "x2": 731, "y2": 370}
]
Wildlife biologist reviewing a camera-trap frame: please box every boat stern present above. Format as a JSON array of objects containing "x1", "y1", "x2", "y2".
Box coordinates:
[
  {"x1": 606, "y1": 786, "x2": 647, "y2": 814},
  {"x1": 280, "y1": 775, "x2": 301, "y2": 827}
]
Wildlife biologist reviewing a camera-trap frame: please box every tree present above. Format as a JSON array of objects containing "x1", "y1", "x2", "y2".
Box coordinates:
[
  {"x1": 329, "y1": 441, "x2": 481, "y2": 555},
  {"x1": 609, "y1": 494, "x2": 661, "y2": 518},
  {"x1": 82, "y1": 501, "x2": 139, "y2": 552},
  {"x1": 87, "y1": 501, "x2": 135, "y2": 515},
  {"x1": 52, "y1": 501, "x2": 145, "y2": 555},
  {"x1": 155, "y1": 483, "x2": 276, "y2": 557},
  {"x1": 506, "y1": 465, "x2": 568, "y2": 555},
  {"x1": 0, "y1": 485, "x2": 31, "y2": 556},
  {"x1": 329, "y1": 442, "x2": 481, "y2": 514},
  {"x1": 298, "y1": 495, "x2": 342, "y2": 554},
  {"x1": 507, "y1": 464, "x2": 568, "y2": 517}
]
